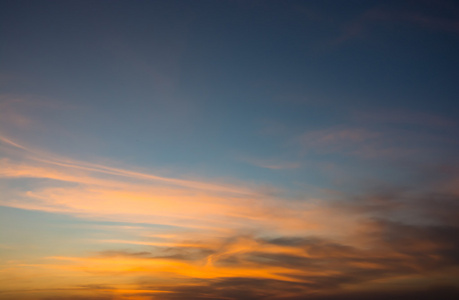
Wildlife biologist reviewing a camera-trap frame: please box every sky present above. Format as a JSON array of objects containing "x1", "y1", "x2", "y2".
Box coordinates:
[{"x1": 1, "y1": 0, "x2": 459, "y2": 299}]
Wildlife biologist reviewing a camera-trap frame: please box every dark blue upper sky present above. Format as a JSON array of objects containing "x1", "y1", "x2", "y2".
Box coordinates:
[{"x1": 1, "y1": 0, "x2": 458, "y2": 191}]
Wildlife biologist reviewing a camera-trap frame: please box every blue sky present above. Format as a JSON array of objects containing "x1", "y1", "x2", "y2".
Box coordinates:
[{"x1": 1, "y1": 1, "x2": 459, "y2": 299}]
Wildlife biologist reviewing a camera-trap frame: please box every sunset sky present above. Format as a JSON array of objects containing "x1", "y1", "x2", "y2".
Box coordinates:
[{"x1": 1, "y1": 1, "x2": 459, "y2": 299}]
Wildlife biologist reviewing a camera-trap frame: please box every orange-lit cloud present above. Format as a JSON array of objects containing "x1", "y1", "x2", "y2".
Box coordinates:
[
  {"x1": 2, "y1": 114, "x2": 459, "y2": 299},
  {"x1": 4, "y1": 219, "x2": 459, "y2": 299}
]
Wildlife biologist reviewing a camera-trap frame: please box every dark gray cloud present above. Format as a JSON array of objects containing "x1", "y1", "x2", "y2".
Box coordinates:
[
  {"x1": 85, "y1": 163, "x2": 459, "y2": 299},
  {"x1": 42, "y1": 297, "x2": 113, "y2": 300},
  {"x1": 137, "y1": 279, "x2": 459, "y2": 300},
  {"x1": 112, "y1": 217, "x2": 459, "y2": 299},
  {"x1": 97, "y1": 245, "x2": 215, "y2": 261}
]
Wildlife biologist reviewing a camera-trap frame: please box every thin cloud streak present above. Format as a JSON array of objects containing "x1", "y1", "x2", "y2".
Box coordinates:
[
  {"x1": 240, "y1": 156, "x2": 301, "y2": 170},
  {"x1": 2, "y1": 119, "x2": 459, "y2": 299},
  {"x1": 0, "y1": 135, "x2": 255, "y2": 196},
  {"x1": 0, "y1": 135, "x2": 328, "y2": 234}
]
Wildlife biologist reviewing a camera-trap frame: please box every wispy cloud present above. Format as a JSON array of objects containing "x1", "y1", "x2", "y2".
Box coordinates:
[
  {"x1": 0, "y1": 135, "x2": 328, "y2": 235},
  {"x1": 1, "y1": 100, "x2": 459, "y2": 299},
  {"x1": 330, "y1": 3, "x2": 459, "y2": 45},
  {"x1": 3, "y1": 145, "x2": 459, "y2": 298},
  {"x1": 296, "y1": 119, "x2": 458, "y2": 160},
  {"x1": 240, "y1": 156, "x2": 301, "y2": 170},
  {"x1": 8, "y1": 209, "x2": 459, "y2": 299},
  {"x1": 352, "y1": 109, "x2": 457, "y2": 128}
]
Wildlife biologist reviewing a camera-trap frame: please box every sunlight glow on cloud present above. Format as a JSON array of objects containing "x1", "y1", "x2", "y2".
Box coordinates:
[
  {"x1": 1, "y1": 132, "x2": 459, "y2": 299},
  {"x1": 1, "y1": 1, "x2": 459, "y2": 298}
]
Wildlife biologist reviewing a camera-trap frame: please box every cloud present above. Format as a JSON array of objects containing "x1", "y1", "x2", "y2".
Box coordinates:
[
  {"x1": 21, "y1": 198, "x2": 457, "y2": 299},
  {"x1": 2, "y1": 107, "x2": 459, "y2": 299},
  {"x1": 4, "y1": 196, "x2": 459, "y2": 299},
  {"x1": 296, "y1": 119, "x2": 459, "y2": 160},
  {"x1": 297, "y1": 126, "x2": 392, "y2": 159},
  {"x1": 352, "y1": 109, "x2": 457, "y2": 128},
  {"x1": 1, "y1": 134, "x2": 340, "y2": 239},
  {"x1": 330, "y1": 2, "x2": 459, "y2": 45},
  {"x1": 240, "y1": 156, "x2": 301, "y2": 170},
  {"x1": 299, "y1": 127, "x2": 378, "y2": 152}
]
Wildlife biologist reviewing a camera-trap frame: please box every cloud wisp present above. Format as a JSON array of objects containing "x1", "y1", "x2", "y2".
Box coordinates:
[
  {"x1": 1, "y1": 99, "x2": 459, "y2": 299},
  {"x1": 2, "y1": 132, "x2": 459, "y2": 299}
]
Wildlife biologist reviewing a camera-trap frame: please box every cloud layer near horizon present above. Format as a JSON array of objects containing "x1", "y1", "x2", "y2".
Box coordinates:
[{"x1": 1, "y1": 131, "x2": 459, "y2": 299}]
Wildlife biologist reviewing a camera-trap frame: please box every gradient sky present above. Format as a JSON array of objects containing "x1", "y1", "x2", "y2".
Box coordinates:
[{"x1": 1, "y1": 1, "x2": 459, "y2": 299}]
